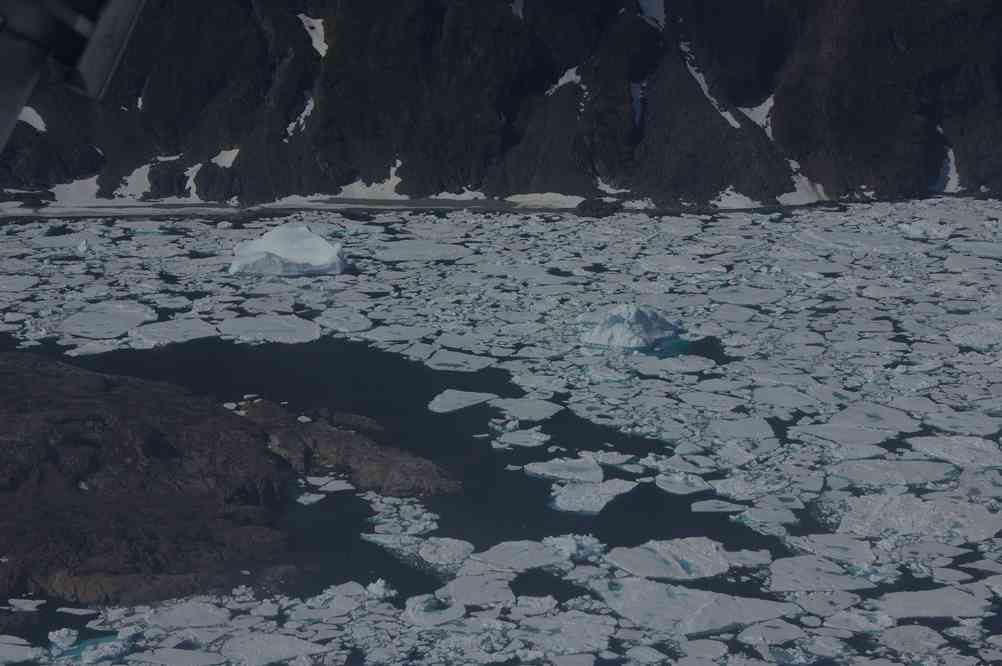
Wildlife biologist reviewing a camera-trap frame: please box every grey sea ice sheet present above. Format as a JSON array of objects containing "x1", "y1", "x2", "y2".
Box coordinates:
[{"x1": 1, "y1": 197, "x2": 1002, "y2": 664}]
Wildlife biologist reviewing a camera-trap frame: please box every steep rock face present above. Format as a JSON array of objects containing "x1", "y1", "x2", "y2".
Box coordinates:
[{"x1": 2, "y1": 0, "x2": 1000, "y2": 206}]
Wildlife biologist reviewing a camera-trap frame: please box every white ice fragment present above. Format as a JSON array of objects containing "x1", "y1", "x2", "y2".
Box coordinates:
[
  {"x1": 591, "y1": 577, "x2": 796, "y2": 636},
  {"x1": 229, "y1": 224, "x2": 347, "y2": 276},
  {"x1": 315, "y1": 307, "x2": 373, "y2": 333},
  {"x1": 438, "y1": 575, "x2": 515, "y2": 607},
  {"x1": 404, "y1": 594, "x2": 465, "y2": 626},
  {"x1": 419, "y1": 538, "x2": 475, "y2": 574},
  {"x1": 219, "y1": 315, "x2": 321, "y2": 344},
  {"x1": 525, "y1": 457, "x2": 604, "y2": 483},
  {"x1": 474, "y1": 541, "x2": 565, "y2": 572},
  {"x1": 219, "y1": 633, "x2": 327, "y2": 666},
  {"x1": 496, "y1": 427, "x2": 551, "y2": 448},
  {"x1": 146, "y1": 601, "x2": 230, "y2": 628},
  {"x1": 210, "y1": 148, "x2": 239, "y2": 169},
  {"x1": 17, "y1": 106, "x2": 46, "y2": 132},
  {"x1": 297, "y1": 14, "x2": 328, "y2": 57},
  {"x1": 125, "y1": 648, "x2": 227, "y2": 665},
  {"x1": 129, "y1": 318, "x2": 218, "y2": 348},
  {"x1": 679, "y1": 42, "x2": 741, "y2": 129},
  {"x1": 655, "y1": 472, "x2": 711, "y2": 495},
  {"x1": 60, "y1": 301, "x2": 157, "y2": 339},
  {"x1": 374, "y1": 239, "x2": 472, "y2": 262},
  {"x1": 428, "y1": 389, "x2": 498, "y2": 413},
  {"x1": 338, "y1": 159, "x2": 407, "y2": 200},
  {"x1": 837, "y1": 494, "x2": 1002, "y2": 545},
  {"x1": 0, "y1": 639, "x2": 43, "y2": 664},
  {"x1": 907, "y1": 435, "x2": 1001, "y2": 467},
  {"x1": 510, "y1": 0, "x2": 524, "y2": 19},
  {"x1": 876, "y1": 587, "x2": 989, "y2": 619},
  {"x1": 607, "y1": 538, "x2": 731, "y2": 581},
  {"x1": 8, "y1": 599, "x2": 45, "y2": 612},
  {"x1": 768, "y1": 556, "x2": 874, "y2": 592},
  {"x1": 48, "y1": 628, "x2": 78, "y2": 649},
  {"x1": 490, "y1": 397, "x2": 564, "y2": 422},
  {"x1": 551, "y1": 479, "x2": 637, "y2": 514},
  {"x1": 0, "y1": 275, "x2": 38, "y2": 292},
  {"x1": 426, "y1": 349, "x2": 496, "y2": 372},
  {"x1": 580, "y1": 304, "x2": 680, "y2": 349},
  {"x1": 711, "y1": 186, "x2": 761, "y2": 209},
  {"x1": 947, "y1": 321, "x2": 1002, "y2": 352}
]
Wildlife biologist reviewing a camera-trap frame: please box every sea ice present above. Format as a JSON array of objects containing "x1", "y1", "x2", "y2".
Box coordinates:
[
  {"x1": 129, "y1": 318, "x2": 218, "y2": 348},
  {"x1": 655, "y1": 472, "x2": 711, "y2": 495},
  {"x1": 490, "y1": 398, "x2": 564, "y2": 422},
  {"x1": 591, "y1": 577, "x2": 796, "y2": 636},
  {"x1": 606, "y1": 538, "x2": 731, "y2": 581},
  {"x1": 315, "y1": 307, "x2": 373, "y2": 333},
  {"x1": 219, "y1": 315, "x2": 321, "y2": 344},
  {"x1": 580, "y1": 304, "x2": 680, "y2": 349},
  {"x1": 474, "y1": 541, "x2": 565, "y2": 572},
  {"x1": 60, "y1": 301, "x2": 157, "y2": 339},
  {"x1": 876, "y1": 587, "x2": 990, "y2": 619},
  {"x1": 429, "y1": 390, "x2": 499, "y2": 413},
  {"x1": 219, "y1": 634, "x2": 328, "y2": 666},
  {"x1": 551, "y1": 479, "x2": 638, "y2": 514},
  {"x1": 768, "y1": 556, "x2": 874, "y2": 592},
  {"x1": 525, "y1": 458, "x2": 604, "y2": 483},
  {"x1": 229, "y1": 224, "x2": 347, "y2": 276},
  {"x1": 124, "y1": 648, "x2": 227, "y2": 665}
]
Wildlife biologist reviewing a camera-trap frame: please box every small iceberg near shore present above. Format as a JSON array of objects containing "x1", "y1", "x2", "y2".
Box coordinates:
[{"x1": 229, "y1": 224, "x2": 348, "y2": 276}]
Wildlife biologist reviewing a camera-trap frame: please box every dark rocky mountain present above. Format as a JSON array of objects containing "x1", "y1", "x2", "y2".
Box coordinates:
[{"x1": 3, "y1": 0, "x2": 1000, "y2": 207}]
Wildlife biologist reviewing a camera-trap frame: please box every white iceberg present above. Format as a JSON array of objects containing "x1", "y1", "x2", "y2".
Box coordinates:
[
  {"x1": 580, "y1": 305, "x2": 680, "y2": 349},
  {"x1": 229, "y1": 224, "x2": 347, "y2": 276}
]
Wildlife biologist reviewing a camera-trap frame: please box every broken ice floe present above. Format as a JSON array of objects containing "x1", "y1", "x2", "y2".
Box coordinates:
[{"x1": 4, "y1": 198, "x2": 1002, "y2": 662}]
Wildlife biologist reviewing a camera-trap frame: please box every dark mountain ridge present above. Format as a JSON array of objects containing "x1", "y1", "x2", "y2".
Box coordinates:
[{"x1": 3, "y1": 0, "x2": 1001, "y2": 208}]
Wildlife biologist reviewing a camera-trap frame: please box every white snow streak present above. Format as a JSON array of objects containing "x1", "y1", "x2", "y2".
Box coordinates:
[
  {"x1": 117, "y1": 164, "x2": 152, "y2": 199},
  {"x1": 777, "y1": 160, "x2": 828, "y2": 206},
  {"x1": 546, "y1": 67, "x2": 582, "y2": 96},
  {"x1": 637, "y1": 0, "x2": 665, "y2": 30},
  {"x1": 297, "y1": 14, "x2": 328, "y2": 57},
  {"x1": 679, "y1": 42, "x2": 741, "y2": 129},
  {"x1": 738, "y1": 96, "x2": 774, "y2": 140},
  {"x1": 17, "y1": 107, "x2": 46, "y2": 133},
  {"x1": 505, "y1": 193, "x2": 585, "y2": 208},
  {"x1": 211, "y1": 149, "x2": 240, "y2": 169},
  {"x1": 711, "y1": 186, "x2": 761, "y2": 209},
  {"x1": 936, "y1": 127, "x2": 963, "y2": 193},
  {"x1": 338, "y1": 160, "x2": 408, "y2": 200},
  {"x1": 286, "y1": 97, "x2": 316, "y2": 137}
]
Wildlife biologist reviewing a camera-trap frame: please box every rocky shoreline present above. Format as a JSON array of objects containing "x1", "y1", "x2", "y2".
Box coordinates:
[{"x1": 0, "y1": 353, "x2": 458, "y2": 605}]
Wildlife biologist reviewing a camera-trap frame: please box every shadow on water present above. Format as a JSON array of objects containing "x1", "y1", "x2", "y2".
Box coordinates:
[{"x1": 4, "y1": 333, "x2": 782, "y2": 601}]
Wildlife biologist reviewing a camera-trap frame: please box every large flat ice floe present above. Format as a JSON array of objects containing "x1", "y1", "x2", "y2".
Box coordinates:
[{"x1": 3, "y1": 196, "x2": 1002, "y2": 664}]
